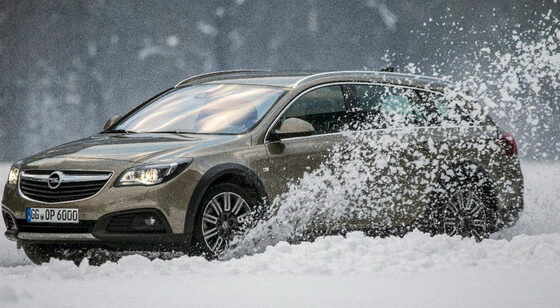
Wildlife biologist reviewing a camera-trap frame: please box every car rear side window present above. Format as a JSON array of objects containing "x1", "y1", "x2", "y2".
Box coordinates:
[
  {"x1": 416, "y1": 91, "x2": 478, "y2": 126},
  {"x1": 281, "y1": 85, "x2": 347, "y2": 135},
  {"x1": 344, "y1": 84, "x2": 430, "y2": 129}
]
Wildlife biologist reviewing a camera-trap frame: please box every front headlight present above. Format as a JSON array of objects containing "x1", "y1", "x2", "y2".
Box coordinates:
[
  {"x1": 8, "y1": 167, "x2": 20, "y2": 185},
  {"x1": 115, "y1": 158, "x2": 192, "y2": 187}
]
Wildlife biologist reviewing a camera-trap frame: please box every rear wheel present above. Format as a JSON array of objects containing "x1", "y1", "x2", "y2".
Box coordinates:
[
  {"x1": 441, "y1": 187, "x2": 491, "y2": 240},
  {"x1": 422, "y1": 165, "x2": 497, "y2": 241},
  {"x1": 192, "y1": 183, "x2": 257, "y2": 258}
]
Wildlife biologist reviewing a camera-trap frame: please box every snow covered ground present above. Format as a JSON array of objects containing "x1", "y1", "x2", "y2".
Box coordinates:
[{"x1": 1, "y1": 162, "x2": 559, "y2": 307}]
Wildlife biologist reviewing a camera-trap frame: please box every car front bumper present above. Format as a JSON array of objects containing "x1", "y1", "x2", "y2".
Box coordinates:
[
  {"x1": 2, "y1": 165, "x2": 203, "y2": 235},
  {"x1": 2, "y1": 205, "x2": 192, "y2": 250},
  {"x1": 1, "y1": 161, "x2": 205, "y2": 250}
]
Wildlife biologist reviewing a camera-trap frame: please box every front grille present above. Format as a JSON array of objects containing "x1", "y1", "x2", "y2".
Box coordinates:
[
  {"x1": 2, "y1": 210, "x2": 17, "y2": 231},
  {"x1": 16, "y1": 219, "x2": 95, "y2": 233},
  {"x1": 19, "y1": 170, "x2": 112, "y2": 203},
  {"x1": 106, "y1": 213, "x2": 136, "y2": 232}
]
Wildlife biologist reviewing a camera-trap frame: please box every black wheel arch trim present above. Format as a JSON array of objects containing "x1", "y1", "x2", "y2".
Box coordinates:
[{"x1": 183, "y1": 163, "x2": 268, "y2": 243}]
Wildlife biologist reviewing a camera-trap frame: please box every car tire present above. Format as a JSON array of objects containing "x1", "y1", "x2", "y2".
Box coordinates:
[
  {"x1": 421, "y1": 164, "x2": 498, "y2": 241},
  {"x1": 191, "y1": 183, "x2": 259, "y2": 258}
]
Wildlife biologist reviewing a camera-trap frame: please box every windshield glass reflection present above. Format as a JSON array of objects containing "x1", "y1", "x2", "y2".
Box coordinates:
[{"x1": 113, "y1": 84, "x2": 285, "y2": 134}]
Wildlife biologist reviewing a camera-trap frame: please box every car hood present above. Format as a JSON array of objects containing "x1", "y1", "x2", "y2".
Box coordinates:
[{"x1": 23, "y1": 133, "x2": 241, "y2": 166}]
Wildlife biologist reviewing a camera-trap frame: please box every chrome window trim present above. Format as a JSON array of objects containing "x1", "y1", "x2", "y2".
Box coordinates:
[
  {"x1": 269, "y1": 125, "x2": 495, "y2": 143},
  {"x1": 264, "y1": 81, "x2": 453, "y2": 144},
  {"x1": 18, "y1": 170, "x2": 114, "y2": 204}
]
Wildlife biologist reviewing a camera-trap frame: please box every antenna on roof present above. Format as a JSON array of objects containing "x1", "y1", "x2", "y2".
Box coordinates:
[{"x1": 379, "y1": 67, "x2": 395, "y2": 72}]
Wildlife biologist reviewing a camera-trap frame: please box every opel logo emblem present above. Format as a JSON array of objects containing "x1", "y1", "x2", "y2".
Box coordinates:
[{"x1": 47, "y1": 171, "x2": 63, "y2": 189}]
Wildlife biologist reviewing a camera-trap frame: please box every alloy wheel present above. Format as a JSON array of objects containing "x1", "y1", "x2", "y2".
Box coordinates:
[
  {"x1": 442, "y1": 188, "x2": 489, "y2": 241},
  {"x1": 201, "y1": 192, "x2": 252, "y2": 253}
]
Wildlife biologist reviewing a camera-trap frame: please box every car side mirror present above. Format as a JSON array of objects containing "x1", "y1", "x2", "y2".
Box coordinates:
[
  {"x1": 269, "y1": 118, "x2": 315, "y2": 141},
  {"x1": 103, "y1": 115, "x2": 122, "y2": 130}
]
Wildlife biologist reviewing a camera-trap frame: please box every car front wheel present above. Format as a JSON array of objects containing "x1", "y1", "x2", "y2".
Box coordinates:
[{"x1": 192, "y1": 183, "x2": 257, "y2": 258}]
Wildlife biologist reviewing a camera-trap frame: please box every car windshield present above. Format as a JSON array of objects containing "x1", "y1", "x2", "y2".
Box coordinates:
[{"x1": 111, "y1": 84, "x2": 286, "y2": 134}]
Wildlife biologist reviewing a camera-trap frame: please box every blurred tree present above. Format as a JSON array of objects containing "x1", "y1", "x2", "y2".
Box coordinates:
[{"x1": 0, "y1": 0, "x2": 557, "y2": 160}]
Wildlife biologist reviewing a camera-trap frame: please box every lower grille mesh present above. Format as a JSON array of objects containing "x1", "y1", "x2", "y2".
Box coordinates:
[
  {"x1": 106, "y1": 213, "x2": 136, "y2": 232},
  {"x1": 2, "y1": 210, "x2": 17, "y2": 231}
]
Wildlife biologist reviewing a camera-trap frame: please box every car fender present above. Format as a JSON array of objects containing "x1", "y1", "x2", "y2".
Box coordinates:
[{"x1": 183, "y1": 163, "x2": 268, "y2": 241}]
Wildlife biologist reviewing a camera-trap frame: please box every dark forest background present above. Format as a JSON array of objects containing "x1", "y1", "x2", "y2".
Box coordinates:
[{"x1": 0, "y1": 0, "x2": 557, "y2": 161}]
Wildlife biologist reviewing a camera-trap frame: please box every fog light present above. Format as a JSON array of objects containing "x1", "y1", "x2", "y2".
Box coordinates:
[
  {"x1": 144, "y1": 216, "x2": 156, "y2": 226},
  {"x1": 130, "y1": 214, "x2": 165, "y2": 233}
]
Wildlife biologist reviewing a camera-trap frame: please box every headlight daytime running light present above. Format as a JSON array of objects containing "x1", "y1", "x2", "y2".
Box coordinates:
[
  {"x1": 115, "y1": 158, "x2": 192, "y2": 187},
  {"x1": 8, "y1": 167, "x2": 20, "y2": 185}
]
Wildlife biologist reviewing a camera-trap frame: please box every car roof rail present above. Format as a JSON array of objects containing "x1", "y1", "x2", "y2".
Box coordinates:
[
  {"x1": 292, "y1": 71, "x2": 378, "y2": 88},
  {"x1": 293, "y1": 70, "x2": 447, "y2": 88},
  {"x1": 174, "y1": 70, "x2": 269, "y2": 87}
]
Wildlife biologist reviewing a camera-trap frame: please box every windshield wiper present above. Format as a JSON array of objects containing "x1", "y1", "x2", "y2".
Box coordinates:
[{"x1": 104, "y1": 129, "x2": 137, "y2": 134}]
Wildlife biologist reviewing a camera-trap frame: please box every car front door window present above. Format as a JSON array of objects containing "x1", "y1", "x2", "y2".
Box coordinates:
[{"x1": 279, "y1": 85, "x2": 346, "y2": 136}]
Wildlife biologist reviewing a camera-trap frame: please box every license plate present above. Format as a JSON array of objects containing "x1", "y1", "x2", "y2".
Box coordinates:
[{"x1": 26, "y1": 208, "x2": 79, "y2": 223}]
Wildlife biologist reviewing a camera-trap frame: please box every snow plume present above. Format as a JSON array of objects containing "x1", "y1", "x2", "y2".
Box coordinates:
[
  {"x1": 223, "y1": 15, "x2": 559, "y2": 258},
  {"x1": 413, "y1": 15, "x2": 560, "y2": 159},
  {"x1": 225, "y1": 131, "x2": 422, "y2": 258},
  {"x1": 454, "y1": 17, "x2": 560, "y2": 159},
  {"x1": 225, "y1": 123, "x2": 512, "y2": 258}
]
